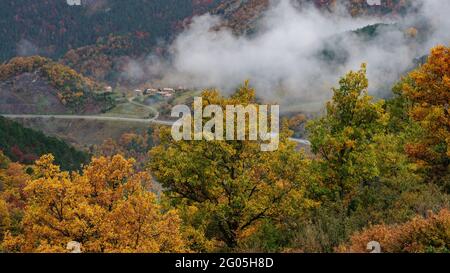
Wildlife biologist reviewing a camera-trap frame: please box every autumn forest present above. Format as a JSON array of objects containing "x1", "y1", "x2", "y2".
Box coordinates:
[{"x1": 0, "y1": 0, "x2": 449, "y2": 254}]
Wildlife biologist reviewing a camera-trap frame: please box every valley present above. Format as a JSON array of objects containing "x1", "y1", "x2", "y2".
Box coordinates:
[{"x1": 0, "y1": 0, "x2": 449, "y2": 255}]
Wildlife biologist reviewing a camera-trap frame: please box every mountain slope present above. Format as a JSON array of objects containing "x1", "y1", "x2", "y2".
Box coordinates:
[
  {"x1": 0, "y1": 0, "x2": 223, "y2": 62},
  {"x1": 0, "y1": 56, "x2": 115, "y2": 114},
  {"x1": 0, "y1": 116, "x2": 88, "y2": 170},
  {"x1": 212, "y1": 0, "x2": 412, "y2": 34}
]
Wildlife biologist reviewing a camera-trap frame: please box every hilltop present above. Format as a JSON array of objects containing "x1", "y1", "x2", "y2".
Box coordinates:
[
  {"x1": 0, "y1": 56, "x2": 115, "y2": 114},
  {"x1": 212, "y1": 0, "x2": 412, "y2": 34}
]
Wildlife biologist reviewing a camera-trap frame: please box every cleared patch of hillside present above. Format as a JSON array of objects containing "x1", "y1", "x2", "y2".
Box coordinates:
[{"x1": 0, "y1": 56, "x2": 115, "y2": 114}]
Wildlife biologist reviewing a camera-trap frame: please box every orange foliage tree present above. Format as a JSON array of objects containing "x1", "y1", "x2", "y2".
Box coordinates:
[
  {"x1": 0, "y1": 151, "x2": 30, "y2": 243},
  {"x1": 339, "y1": 209, "x2": 450, "y2": 253},
  {"x1": 402, "y1": 46, "x2": 450, "y2": 183}
]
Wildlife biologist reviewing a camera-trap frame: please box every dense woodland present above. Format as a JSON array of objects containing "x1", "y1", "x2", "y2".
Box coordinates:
[
  {"x1": 0, "y1": 117, "x2": 88, "y2": 170},
  {"x1": 0, "y1": 0, "x2": 222, "y2": 62},
  {"x1": 0, "y1": 45, "x2": 448, "y2": 253}
]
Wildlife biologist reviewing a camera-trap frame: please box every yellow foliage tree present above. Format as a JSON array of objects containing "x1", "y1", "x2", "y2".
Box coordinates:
[
  {"x1": 0, "y1": 199, "x2": 10, "y2": 241},
  {"x1": 0, "y1": 151, "x2": 30, "y2": 244},
  {"x1": 2, "y1": 154, "x2": 186, "y2": 253},
  {"x1": 150, "y1": 82, "x2": 315, "y2": 250}
]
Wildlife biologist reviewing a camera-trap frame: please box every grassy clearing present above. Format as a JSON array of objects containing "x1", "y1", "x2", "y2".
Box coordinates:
[
  {"x1": 172, "y1": 90, "x2": 203, "y2": 105},
  {"x1": 102, "y1": 103, "x2": 153, "y2": 119}
]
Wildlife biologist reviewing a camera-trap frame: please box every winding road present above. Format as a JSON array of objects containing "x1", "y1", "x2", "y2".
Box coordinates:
[
  {"x1": 1, "y1": 114, "x2": 175, "y2": 126},
  {"x1": 1, "y1": 99, "x2": 311, "y2": 146}
]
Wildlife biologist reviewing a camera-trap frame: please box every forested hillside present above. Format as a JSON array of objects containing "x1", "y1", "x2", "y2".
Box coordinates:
[
  {"x1": 0, "y1": 0, "x2": 411, "y2": 62},
  {"x1": 0, "y1": 0, "x2": 222, "y2": 62},
  {"x1": 0, "y1": 116, "x2": 88, "y2": 170},
  {"x1": 212, "y1": 0, "x2": 412, "y2": 34}
]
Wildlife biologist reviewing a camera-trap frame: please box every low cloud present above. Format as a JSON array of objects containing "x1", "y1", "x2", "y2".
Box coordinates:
[
  {"x1": 16, "y1": 39, "x2": 40, "y2": 57},
  {"x1": 125, "y1": 0, "x2": 450, "y2": 109}
]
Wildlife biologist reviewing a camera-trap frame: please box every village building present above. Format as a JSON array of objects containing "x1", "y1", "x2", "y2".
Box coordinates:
[
  {"x1": 104, "y1": 86, "x2": 113, "y2": 93},
  {"x1": 163, "y1": 87, "x2": 175, "y2": 93},
  {"x1": 176, "y1": 86, "x2": 188, "y2": 92},
  {"x1": 145, "y1": 88, "x2": 158, "y2": 94},
  {"x1": 134, "y1": 89, "x2": 144, "y2": 97},
  {"x1": 157, "y1": 90, "x2": 173, "y2": 98}
]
